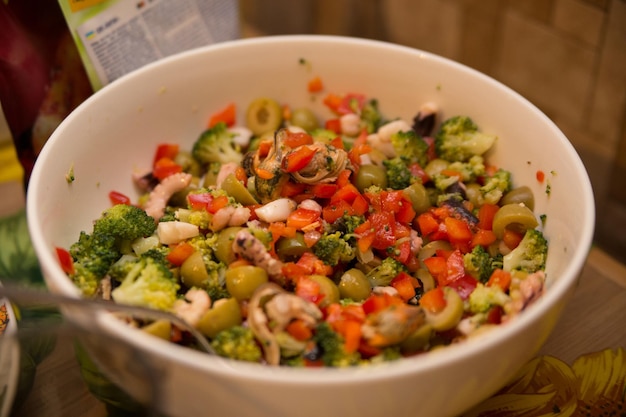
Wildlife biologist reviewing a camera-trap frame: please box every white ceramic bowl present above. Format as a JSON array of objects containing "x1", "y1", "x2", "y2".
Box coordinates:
[{"x1": 27, "y1": 35, "x2": 595, "y2": 417}]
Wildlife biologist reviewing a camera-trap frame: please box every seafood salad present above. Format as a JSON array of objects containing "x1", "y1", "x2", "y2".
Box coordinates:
[{"x1": 57, "y1": 90, "x2": 548, "y2": 367}]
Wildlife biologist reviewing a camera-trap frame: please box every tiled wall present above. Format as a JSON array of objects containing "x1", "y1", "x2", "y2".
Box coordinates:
[{"x1": 241, "y1": 0, "x2": 626, "y2": 263}]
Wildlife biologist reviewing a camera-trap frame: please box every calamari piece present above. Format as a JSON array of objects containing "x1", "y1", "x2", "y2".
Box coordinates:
[
  {"x1": 248, "y1": 283, "x2": 322, "y2": 366},
  {"x1": 144, "y1": 172, "x2": 192, "y2": 220},
  {"x1": 505, "y1": 270, "x2": 546, "y2": 320},
  {"x1": 172, "y1": 288, "x2": 211, "y2": 327},
  {"x1": 232, "y1": 229, "x2": 284, "y2": 283},
  {"x1": 361, "y1": 303, "x2": 426, "y2": 347}
]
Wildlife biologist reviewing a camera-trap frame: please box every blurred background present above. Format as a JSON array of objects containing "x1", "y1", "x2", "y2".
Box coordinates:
[{"x1": 239, "y1": 0, "x2": 626, "y2": 264}]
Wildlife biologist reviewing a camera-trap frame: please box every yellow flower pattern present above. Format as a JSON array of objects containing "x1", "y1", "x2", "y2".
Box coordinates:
[
  {"x1": 463, "y1": 348, "x2": 626, "y2": 416},
  {"x1": 0, "y1": 303, "x2": 7, "y2": 335}
]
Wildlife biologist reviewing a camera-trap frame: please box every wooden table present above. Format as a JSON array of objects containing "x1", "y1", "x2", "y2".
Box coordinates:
[{"x1": 3, "y1": 180, "x2": 626, "y2": 416}]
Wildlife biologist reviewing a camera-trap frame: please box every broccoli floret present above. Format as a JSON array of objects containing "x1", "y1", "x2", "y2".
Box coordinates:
[
  {"x1": 464, "y1": 245, "x2": 502, "y2": 283},
  {"x1": 93, "y1": 204, "x2": 157, "y2": 242},
  {"x1": 468, "y1": 283, "x2": 511, "y2": 313},
  {"x1": 331, "y1": 214, "x2": 366, "y2": 235},
  {"x1": 360, "y1": 99, "x2": 384, "y2": 134},
  {"x1": 390, "y1": 130, "x2": 430, "y2": 168},
  {"x1": 383, "y1": 157, "x2": 413, "y2": 190},
  {"x1": 70, "y1": 231, "x2": 120, "y2": 278},
  {"x1": 434, "y1": 116, "x2": 497, "y2": 162},
  {"x1": 503, "y1": 229, "x2": 548, "y2": 273},
  {"x1": 370, "y1": 346, "x2": 403, "y2": 363},
  {"x1": 210, "y1": 325, "x2": 263, "y2": 362},
  {"x1": 313, "y1": 322, "x2": 361, "y2": 367},
  {"x1": 176, "y1": 208, "x2": 212, "y2": 230},
  {"x1": 480, "y1": 169, "x2": 512, "y2": 205},
  {"x1": 313, "y1": 232, "x2": 356, "y2": 267},
  {"x1": 111, "y1": 255, "x2": 179, "y2": 311},
  {"x1": 447, "y1": 155, "x2": 486, "y2": 182},
  {"x1": 70, "y1": 263, "x2": 100, "y2": 296},
  {"x1": 192, "y1": 122, "x2": 243, "y2": 165},
  {"x1": 366, "y1": 257, "x2": 406, "y2": 287}
]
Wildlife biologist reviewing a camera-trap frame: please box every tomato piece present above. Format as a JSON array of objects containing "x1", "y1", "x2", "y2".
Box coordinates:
[
  {"x1": 487, "y1": 268, "x2": 512, "y2": 291},
  {"x1": 420, "y1": 287, "x2": 446, "y2": 314},
  {"x1": 440, "y1": 249, "x2": 466, "y2": 286},
  {"x1": 351, "y1": 194, "x2": 369, "y2": 216},
  {"x1": 369, "y1": 211, "x2": 396, "y2": 250},
  {"x1": 206, "y1": 195, "x2": 229, "y2": 214},
  {"x1": 108, "y1": 190, "x2": 131, "y2": 206},
  {"x1": 471, "y1": 229, "x2": 497, "y2": 248},
  {"x1": 166, "y1": 242, "x2": 195, "y2": 266},
  {"x1": 417, "y1": 212, "x2": 440, "y2": 236},
  {"x1": 55, "y1": 247, "x2": 75, "y2": 275},
  {"x1": 311, "y1": 183, "x2": 338, "y2": 199},
  {"x1": 325, "y1": 118, "x2": 342, "y2": 134},
  {"x1": 477, "y1": 203, "x2": 499, "y2": 231},
  {"x1": 322, "y1": 199, "x2": 354, "y2": 224},
  {"x1": 337, "y1": 93, "x2": 366, "y2": 115},
  {"x1": 208, "y1": 102, "x2": 236, "y2": 127},
  {"x1": 307, "y1": 76, "x2": 324, "y2": 93},
  {"x1": 502, "y1": 229, "x2": 524, "y2": 250},
  {"x1": 283, "y1": 131, "x2": 314, "y2": 148},
  {"x1": 153, "y1": 143, "x2": 179, "y2": 166},
  {"x1": 282, "y1": 146, "x2": 317, "y2": 173},
  {"x1": 322, "y1": 93, "x2": 343, "y2": 114},
  {"x1": 396, "y1": 199, "x2": 416, "y2": 225},
  {"x1": 447, "y1": 274, "x2": 478, "y2": 300},
  {"x1": 286, "y1": 319, "x2": 313, "y2": 341},
  {"x1": 153, "y1": 157, "x2": 182, "y2": 180},
  {"x1": 286, "y1": 207, "x2": 320, "y2": 229},
  {"x1": 390, "y1": 271, "x2": 419, "y2": 302}
]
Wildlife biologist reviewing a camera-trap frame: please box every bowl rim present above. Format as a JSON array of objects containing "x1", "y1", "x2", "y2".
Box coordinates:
[{"x1": 27, "y1": 34, "x2": 596, "y2": 383}]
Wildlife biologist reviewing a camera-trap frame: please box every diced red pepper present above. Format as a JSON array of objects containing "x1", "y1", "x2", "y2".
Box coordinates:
[
  {"x1": 322, "y1": 93, "x2": 343, "y2": 114},
  {"x1": 208, "y1": 102, "x2": 236, "y2": 127},
  {"x1": 55, "y1": 247, "x2": 75, "y2": 275},
  {"x1": 166, "y1": 242, "x2": 195, "y2": 266},
  {"x1": 351, "y1": 194, "x2": 369, "y2": 216},
  {"x1": 477, "y1": 203, "x2": 499, "y2": 231},
  {"x1": 330, "y1": 183, "x2": 361, "y2": 205},
  {"x1": 286, "y1": 318, "x2": 314, "y2": 341},
  {"x1": 322, "y1": 199, "x2": 354, "y2": 224},
  {"x1": 206, "y1": 195, "x2": 229, "y2": 214},
  {"x1": 471, "y1": 229, "x2": 497, "y2": 248},
  {"x1": 390, "y1": 271, "x2": 419, "y2": 302},
  {"x1": 153, "y1": 143, "x2": 179, "y2": 167},
  {"x1": 286, "y1": 207, "x2": 320, "y2": 230},
  {"x1": 417, "y1": 212, "x2": 440, "y2": 236},
  {"x1": 487, "y1": 268, "x2": 512, "y2": 291},
  {"x1": 420, "y1": 287, "x2": 446, "y2": 314},
  {"x1": 307, "y1": 76, "x2": 324, "y2": 93},
  {"x1": 311, "y1": 183, "x2": 338, "y2": 199},
  {"x1": 283, "y1": 131, "x2": 314, "y2": 148},
  {"x1": 325, "y1": 118, "x2": 342, "y2": 134},
  {"x1": 187, "y1": 192, "x2": 213, "y2": 211},
  {"x1": 447, "y1": 274, "x2": 478, "y2": 300},
  {"x1": 502, "y1": 229, "x2": 524, "y2": 250},
  {"x1": 282, "y1": 146, "x2": 317, "y2": 173},
  {"x1": 153, "y1": 157, "x2": 182, "y2": 180},
  {"x1": 369, "y1": 211, "x2": 397, "y2": 250},
  {"x1": 108, "y1": 190, "x2": 131, "y2": 206}
]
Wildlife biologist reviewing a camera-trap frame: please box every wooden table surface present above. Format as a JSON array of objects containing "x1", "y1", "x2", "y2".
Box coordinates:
[{"x1": 3, "y1": 180, "x2": 626, "y2": 417}]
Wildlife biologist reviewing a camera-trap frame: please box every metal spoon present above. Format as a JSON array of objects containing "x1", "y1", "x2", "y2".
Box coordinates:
[{"x1": 0, "y1": 282, "x2": 215, "y2": 355}]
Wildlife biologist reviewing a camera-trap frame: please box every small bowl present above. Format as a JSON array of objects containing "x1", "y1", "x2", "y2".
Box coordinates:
[{"x1": 27, "y1": 35, "x2": 595, "y2": 417}]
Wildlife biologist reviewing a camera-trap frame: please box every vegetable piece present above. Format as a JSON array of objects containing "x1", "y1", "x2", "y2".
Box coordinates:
[
  {"x1": 93, "y1": 204, "x2": 157, "y2": 242},
  {"x1": 383, "y1": 157, "x2": 413, "y2": 190},
  {"x1": 225, "y1": 265, "x2": 269, "y2": 301},
  {"x1": 503, "y1": 229, "x2": 548, "y2": 273},
  {"x1": 307, "y1": 76, "x2": 323, "y2": 93},
  {"x1": 306, "y1": 274, "x2": 340, "y2": 306},
  {"x1": 108, "y1": 190, "x2": 131, "y2": 206},
  {"x1": 366, "y1": 257, "x2": 406, "y2": 287},
  {"x1": 338, "y1": 268, "x2": 372, "y2": 301},
  {"x1": 389, "y1": 130, "x2": 430, "y2": 168},
  {"x1": 434, "y1": 115, "x2": 497, "y2": 162},
  {"x1": 480, "y1": 168, "x2": 512, "y2": 205},
  {"x1": 313, "y1": 321, "x2": 361, "y2": 367},
  {"x1": 492, "y1": 203, "x2": 539, "y2": 240},
  {"x1": 312, "y1": 232, "x2": 356, "y2": 267},
  {"x1": 463, "y1": 245, "x2": 503, "y2": 283},
  {"x1": 208, "y1": 102, "x2": 236, "y2": 128},
  {"x1": 402, "y1": 182, "x2": 431, "y2": 214},
  {"x1": 354, "y1": 164, "x2": 388, "y2": 193},
  {"x1": 468, "y1": 283, "x2": 511, "y2": 313},
  {"x1": 111, "y1": 255, "x2": 179, "y2": 311},
  {"x1": 423, "y1": 287, "x2": 464, "y2": 331},
  {"x1": 166, "y1": 242, "x2": 195, "y2": 266},
  {"x1": 500, "y1": 185, "x2": 535, "y2": 211},
  {"x1": 246, "y1": 97, "x2": 283, "y2": 135},
  {"x1": 214, "y1": 226, "x2": 243, "y2": 264},
  {"x1": 192, "y1": 122, "x2": 243, "y2": 165},
  {"x1": 197, "y1": 297, "x2": 243, "y2": 339},
  {"x1": 290, "y1": 107, "x2": 319, "y2": 131},
  {"x1": 210, "y1": 325, "x2": 262, "y2": 362},
  {"x1": 220, "y1": 173, "x2": 258, "y2": 205}
]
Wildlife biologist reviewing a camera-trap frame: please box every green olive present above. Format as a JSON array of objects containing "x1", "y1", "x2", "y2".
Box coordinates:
[
  {"x1": 355, "y1": 164, "x2": 388, "y2": 193},
  {"x1": 220, "y1": 173, "x2": 258, "y2": 205},
  {"x1": 465, "y1": 183, "x2": 483, "y2": 207},
  {"x1": 424, "y1": 158, "x2": 449, "y2": 178},
  {"x1": 338, "y1": 268, "x2": 372, "y2": 301},
  {"x1": 175, "y1": 150, "x2": 203, "y2": 178},
  {"x1": 202, "y1": 163, "x2": 221, "y2": 187},
  {"x1": 180, "y1": 251, "x2": 211, "y2": 288},
  {"x1": 400, "y1": 323, "x2": 433, "y2": 354},
  {"x1": 196, "y1": 297, "x2": 242, "y2": 338},
  {"x1": 275, "y1": 232, "x2": 310, "y2": 261},
  {"x1": 246, "y1": 97, "x2": 283, "y2": 135},
  {"x1": 415, "y1": 268, "x2": 436, "y2": 292},
  {"x1": 225, "y1": 265, "x2": 269, "y2": 301},
  {"x1": 501, "y1": 186, "x2": 535, "y2": 211},
  {"x1": 367, "y1": 149, "x2": 387, "y2": 166},
  {"x1": 141, "y1": 319, "x2": 171, "y2": 341},
  {"x1": 214, "y1": 226, "x2": 244, "y2": 265},
  {"x1": 424, "y1": 287, "x2": 464, "y2": 332},
  {"x1": 290, "y1": 107, "x2": 319, "y2": 132},
  {"x1": 308, "y1": 274, "x2": 340, "y2": 307},
  {"x1": 492, "y1": 203, "x2": 538, "y2": 239},
  {"x1": 403, "y1": 182, "x2": 431, "y2": 214}
]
